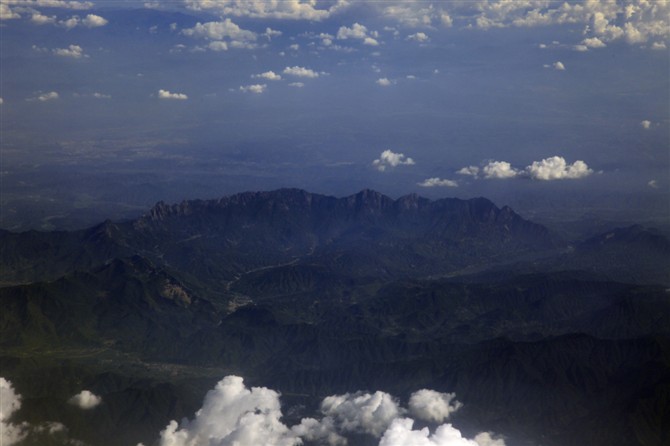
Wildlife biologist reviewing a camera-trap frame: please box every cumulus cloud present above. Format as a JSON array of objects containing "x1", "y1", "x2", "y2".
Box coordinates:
[
  {"x1": 552, "y1": 61, "x2": 565, "y2": 70},
  {"x1": 418, "y1": 178, "x2": 458, "y2": 188},
  {"x1": 337, "y1": 22, "x2": 380, "y2": 46},
  {"x1": 408, "y1": 390, "x2": 463, "y2": 423},
  {"x1": 149, "y1": 375, "x2": 505, "y2": 446},
  {"x1": 182, "y1": 19, "x2": 257, "y2": 50},
  {"x1": 407, "y1": 32, "x2": 430, "y2": 43},
  {"x1": 28, "y1": 91, "x2": 59, "y2": 102},
  {"x1": 283, "y1": 66, "x2": 320, "y2": 78},
  {"x1": 263, "y1": 27, "x2": 282, "y2": 40},
  {"x1": 184, "y1": 0, "x2": 347, "y2": 21},
  {"x1": 648, "y1": 180, "x2": 658, "y2": 189},
  {"x1": 379, "y1": 418, "x2": 504, "y2": 446},
  {"x1": 373, "y1": 149, "x2": 415, "y2": 171},
  {"x1": 640, "y1": 120, "x2": 652, "y2": 129},
  {"x1": 376, "y1": 77, "x2": 392, "y2": 86},
  {"x1": 82, "y1": 13, "x2": 107, "y2": 27},
  {"x1": 252, "y1": 71, "x2": 282, "y2": 81},
  {"x1": 288, "y1": 82, "x2": 304, "y2": 88},
  {"x1": 1, "y1": 378, "x2": 27, "y2": 446},
  {"x1": 0, "y1": 4, "x2": 21, "y2": 20},
  {"x1": 158, "y1": 89, "x2": 188, "y2": 100},
  {"x1": 525, "y1": 156, "x2": 593, "y2": 180},
  {"x1": 459, "y1": 157, "x2": 593, "y2": 181},
  {"x1": 4, "y1": 0, "x2": 92, "y2": 9},
  {"x1": 53, "y1": 44, "x2": 85, "y2": 58},
  {"x1": 239, "y1": 84, "x2": 267, "y2": 94},
  {"x1": 482, "y1": 161, "x2": 519, "y2": 179},
  {"x1": 68, "y1": 390, "x2": 102, "y2": 409},
  {"x1": 157, "y1": 376, "x2": 297, "y2": 446},
  {"x1": 30, "y1": 12, "x2": 56, "y2": 24}
]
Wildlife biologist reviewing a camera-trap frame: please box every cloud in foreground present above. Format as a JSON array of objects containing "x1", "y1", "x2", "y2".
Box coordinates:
[
  {"x1": 68, "y1": 390, "x2": 102, "y2": 409},
  {"x1": 373, "y1": 150, "x2": 415, "y2": 171},
  {"x1": 152, "y1": 375, "x2": 504, "y2": 446},
  {"x1": 1, "y1": 378, "x2": 27, "y2": 446},
  {"x1": 458, "y1": 157, "x2": 593, "y2": 181},
  {"x1": 158, "y1": 89, "x2": 188, "y2": 100}
]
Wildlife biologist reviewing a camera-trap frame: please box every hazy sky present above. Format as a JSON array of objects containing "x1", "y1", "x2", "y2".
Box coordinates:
[{"x1": 0, "y1": 0, "x2": 668, "y2": 228}]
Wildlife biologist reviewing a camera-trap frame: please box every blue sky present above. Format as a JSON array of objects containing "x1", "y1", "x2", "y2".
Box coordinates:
[{"x1": 0, "y1": 0, "x2": 668, "y2": 228}]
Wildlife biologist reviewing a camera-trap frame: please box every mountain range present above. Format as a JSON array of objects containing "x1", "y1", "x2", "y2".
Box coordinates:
[{"x1": 1, "y1": 189, "x2": 668, "y2": 446}]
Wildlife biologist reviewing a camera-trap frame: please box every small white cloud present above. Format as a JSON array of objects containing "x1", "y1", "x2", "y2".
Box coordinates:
[
  {"x1": 376, "y1": 77, "x2": 392, "y2": 86},
  {"x1": 418, "y1": 178, "x2": 458, "y2": 188},
  {"x1": 648, "y1": 179, "x2": 659, "y2": 189},
  {"x1": 239, "y1": 84, "x2": 267, "y2": 94},
  {"x1": 582, "y1": 37, "x2": 606, "y2": 48},
  {"x1": 373, "y1": 150, "x2": 415, "y2": 171},
  {"x1": 573, "y1": 44, "x2": 589, "y2": 52},
  {"x1": 406, "y1": 75, "x2": 416, "y2": 80},
  {"x1": 482, "y1": 161, "x2": 519, "y2": 179},
  {"x1": 289, "y1": 43, "x2": 300, "y2": 51},
  {"x1": 207, "y1": 41, "x2": 228, "y2": 51},
  {"x1": 28, "y1": 91, "x2": 59, "y2": 102},
  {"x1": 651, "y1": 41, "x2": 667, "y2": 50},
  {"x1": 640, "y1": 120, "x2": 652, "y2": 129},
  {"x1": 68, "y1": 390, "x2": 102, "y2": 410},
  {"x1": 363, "y1": 37, "x2": 379, "y2": 46},
  {"x1": 30, "y1": 12, "x2": 56, "y2": 24},
  {"x1": 288, "y1": 82, "x2": 304, "y2": 88},
  {"x1": 553, "y1": 61, "x2": 565, "y2": 70},
  {"x1": 92, "y1": 92, "x2": 111, "y2": 99},
  {"x1": 82, "y1": 13, "x2": 107, "y2": 27},
  {"x1": 407, "y1": 32, "x2": 429, "y2": 43},
  {"x1": 457, "y1": 166, "x2": 480, "y2": 177},
  {"x1": 263, "y1": 27, "x2": 282, "y2": 40},
  {"x1": 252, "y1": 71, "x2": 281, "y2": 81},
  {"x1": 0, "y1": 4, "x2": 21, "y2": 20},
  {"x1": 0, "y1": 97, "x2": 3, "y2": 105},
  {"x1": 408, "y1": 389, "x2": 462, "y2": 423},
  {"x1": 337, "y1": 23, "x2": 369, "y2": 40},
  {"x1": 525, "y1": 156, "x2": 593, "y2": 180},
  {"x1": 283, "y1": 66, "x2": 319, "y2": 78},
  {"x1": 53, "y1": 44, "x2": 85, "y2": 58},
  {"x1": 158, "y1": 89, "x2": 188, "y2": 100}
]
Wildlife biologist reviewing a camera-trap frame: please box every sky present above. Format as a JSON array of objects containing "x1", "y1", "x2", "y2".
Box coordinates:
[{"x1": 0, "y1": 0, "x2": 668, "y2": 230}]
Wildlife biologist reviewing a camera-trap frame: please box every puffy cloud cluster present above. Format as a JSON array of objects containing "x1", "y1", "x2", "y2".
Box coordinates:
[
  {"x1": 27, "y1": 91, "x2": 59, "y2": 102},
  {"x1": 57, "y1": 13, "x2": 108, "y2": 29},
  {"x1": 68, "y1": 390, "x2": 102, "y2": 409},
  {"x1": 252, "y1": 71, "x2": 282, "y2": 81},
  {"x1": 239, "y1": 84, "x2": 267, "y2": 94},
  {"x1": 154, "y1": 375, "x2": 503, "y2": 446},
  {"x1": 183, "y1": 0, "x2": 347, "y2": 21},
  {"x1": 376, "y1": 77, "x2": 392, "y2": 87},
  {"x1": 407, "y1": 32, "x2": 430, "y2": 43},
  {"x1": 373, "y1": 150, "x2": 415, "y2": 171},
  {"x1": 182, "y1": 18, "x2": 258, "y2": 50},
  {"x1": 158, "y1": 375, "x2": 297, "y2": 446},
  {"x1": 283, "y1": 66, "x2": 320, "y2": 78},
  {"x1": 457, "y1": 157, "x2": 594, "y2": 181},
  {"x1": 337, "y1": 22, "x2": 379, "y2": 46},
  {"x1": 1, "y1": 378, "x2": 27, "y2": 446},
  {"x1": 418, "y1": 178, "x2": 458, "y2": 188},
  {"x1": 158, "y1": 89, "x2": 188, "y2": 100},
  {"x1": 53, "y1": 44, "x2": 85, "y2": 58}
]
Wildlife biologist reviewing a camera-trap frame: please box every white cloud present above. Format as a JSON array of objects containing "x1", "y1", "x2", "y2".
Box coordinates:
[
  {"x1": 208, "y1": 41, "x2": 229, "y2": 51},
  {"x1": 640, "y1": 120, "x2": 652, "y2": 129},
  {"x1": 407, "y1": 32, "x2": 429, "y2": 42},
  {"x1": 525, "y1": 156, "x2": 593, "y2": 180},
  {"x1": 408, "y1": 390, "x2": 463, "y2": 423},
  {"x1": 0, "y1": 97, "x2": 3, "y2": 105},
  {"x1": 283, "y1": 66, "x2": 319, "y2": 78},
  {"x1": 182, "y1": 19, "x2": 257, "y2": 49},
  {"x1": 379, "y1": 418, "x2": 505, "y2": 446},
  {"x1": 158, "y1": 89, "x2": 188, "y2": 100},
  {"x1": 3, "y1": 0, "x2": 92, "y2": 9},
  {"x1": 337, "y1": 22, "x2": 380, "y2": 46},
  {"x1": 28, "y1": 91, "x2": 59, "y2": 102},
  {"x1": 252, "y1": 71, "x2": 282, "y2": 81},
  {"x1": 92, "y1": 92, "x2": 111, "y2": 99},
  {"x1": 288, "y1": 82, "x2": 304, "y2": 88},
  {"x1": 376, "y1": 77, "x2": 392, "y2": 86},
  {"x1": 319, "y1": 391, "x2": 404, "y2": 438},
  {"x1": 30, "y1": 12, "x2": 56, "y2": 24},
  {"x1": 1, "y1": 378, "x2": 28, "y2": 446},
  {"x1": 582, "y1": 37, "x2": 606, "y2": 48},
  {"x1": 373, "y1": 149, "x2": 415, "y2": 171},
  {"x1": 288, "y1": 43, "x2": 300, "y2": 51},
  {"x1": 53, "y1": 44, "x2": 85, "y2": 58},
  {"x1": 263, "y1": 27, "x2": 282, "y2": 40},
  {"x1": 239, "y1": 84, "x2": 267, "y2": 94},
  {"x1": 82, "y1": 13, "x2": 107, "y2": 27},
  {"x1": 482, "y1": 161, "x2": 519, "y2": 179},
  {"x1": 418, "y1": 178, "x2": 458, "y2": 188},
  {"x1": 651, "y1": 41, "x2": 667, "y2": 50},
  {"x1": 383, "y1": 3, "x2": 443, "y2": 28},
  {"x1": 157, "y1": 376, "x2": 298, "y2": 446},
  {"x1": 183, "y1": 0, "x2": 347, "y2": 21},
  {"x1": 0, "y1": 4, "x2": 21, "y2": 20},
  {"x1": 552, "y1": 61, "x2": 565, "y2": 70},
  {"x1": 68, "y1": 390, "x2": 102, "y2": 409},
  {"x1": 648, "y1": 179, "x2": 658, "y2": 189},
  {"x1": 457, "y1": 166, "x2": 480, "y2": 177}
]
